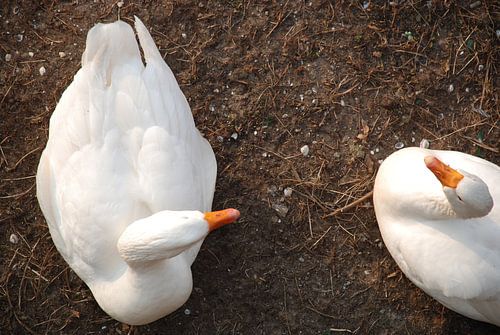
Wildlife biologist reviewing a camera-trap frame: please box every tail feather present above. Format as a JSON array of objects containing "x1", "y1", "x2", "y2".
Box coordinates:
[
  {"x1": 134, "y1": 16, "x2": 163, "y2": 63},
  {"x1": 49, "y1": 17, "x2": 197, "y2": 154},
  {"x1": 134, "y1": 16, "x2": 195, "y2": 137},
  {"x1": 82, "y1": 21, "x2": 142, "y2": 85}
]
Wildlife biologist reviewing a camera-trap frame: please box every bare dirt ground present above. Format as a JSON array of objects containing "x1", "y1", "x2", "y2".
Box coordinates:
[{"x1": 1, "y1": 1, "x2": 499, "y2": 334}]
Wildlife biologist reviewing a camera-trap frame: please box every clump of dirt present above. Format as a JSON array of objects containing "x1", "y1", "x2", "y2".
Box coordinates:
[{"x1": 1, "y1": 1, "x2": 498, "y2": 334}]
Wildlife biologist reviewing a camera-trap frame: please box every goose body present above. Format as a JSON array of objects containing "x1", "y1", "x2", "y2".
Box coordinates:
[
  {"x1": 36, "y1": 18, "x2": 239, "y2": 325},
  {"x1": 374, "y1": 147, "x2": 500, "y2": 326}
]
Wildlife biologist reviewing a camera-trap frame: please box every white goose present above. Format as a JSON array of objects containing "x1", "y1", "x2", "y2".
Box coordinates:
[
  {"x1": 374, "y1": 147, "x2": 500, "y2": 327},
  {"x1": 36, "y1": 17, "x2": 240, "y2": 325}
]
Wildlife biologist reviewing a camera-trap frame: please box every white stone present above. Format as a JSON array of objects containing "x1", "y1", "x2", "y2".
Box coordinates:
[
  {"x1": 300, "y1": 145, "x2": 309, "y2": 156},
  {"x1": 419, "y1": 138, "x2": 430, "y2": 149},
  {"x1": 272, "y1": 203, "x2": 289, "y2": 218},
  {"x1": 9, "y1": 233, "x2": 19, "y2": 244}
]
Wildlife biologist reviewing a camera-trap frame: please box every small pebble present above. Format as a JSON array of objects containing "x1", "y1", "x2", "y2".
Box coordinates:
[
  {"x1": 343, "y1": 281, "x2": 351, "y2": 290},
  {"x1": 419, "y1": 138, "x2": 430, "y2": 149},
  {"x1": 478, "y1": 64, "x2": 484, "y2": 71},
  {"x1": 340, "y1": 99, "x2": 346, "y2": 107},
  {"x1": 15, "y1": 34, "x2": 23, "y2": 42},
  {"x1": 230, "y1": 132, "x2": 238, "y2": 140},
  {"x1": 469, "y1": 1, "x2": 481, "y2": 9},
  {"x1": 117, "y1": 1, "x2": 124, "y2": 7},
  {"x1": 283, "y1": 187, "x2": 293, "y2": 197},
  {"x1": 181, "y1": 33, "x2": 187, "y2": 39},
  {"x1": 184, "y1": 308, "x2": 191, "y2": 315},
  {"x1": 447, "y1": 84, "x2": 454, "y2": 93},
  {"x1": 465, "y1": 87, "x2": 470, "y2": 93},
  {"x1": 394, "y1": 142, "x2": 404, "y2": 150},
  {"x1": 300, "y1": 145, "x2": 310, "y2": 156},
  {"x1": 209, "y1": 105, "x2": 215, "y2": 112},
  {"x1": 28, "y1": 51, "x2": 34, "y2": 57},
  {"x1": 9, "y1": 234, "x2": 19, "y2": 244},
  {"x1": 216, "y1": 135, "x2": 223, "y2": 143},
  {"x1": 39, "y1": 66, "x2": 46, "y2": 76},
  {"x1": 272, "y1": 203, "x2": 289, "y2": 218},
  {"x1": 58, "y1": 51, "x2": 66, "y2": 58},
  {"x1": 298, "y1": 257, "x2": 305, "y2": 263},
  {"x1": 5, "y1": 53, "x2": 12, "y2": 61}
]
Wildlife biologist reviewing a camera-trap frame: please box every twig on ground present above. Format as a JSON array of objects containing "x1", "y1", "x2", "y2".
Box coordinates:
[{"x1": 323, "y1": 191, "x2": 374, "y2": 218}]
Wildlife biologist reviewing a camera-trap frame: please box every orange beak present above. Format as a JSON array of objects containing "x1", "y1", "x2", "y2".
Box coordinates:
[
  {"x1": 424, "y1": 156, "x2": 464, "y2": 188},
  {"x1": 204, "y1": 208, "x2": 240, "y2": 232}
]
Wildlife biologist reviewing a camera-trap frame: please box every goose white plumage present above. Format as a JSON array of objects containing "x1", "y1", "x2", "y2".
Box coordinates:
[
  {"x1": 36, "y1": 18, "x2": 239, "y2": 325},
  {"x1": 374, "y1": 147, "x2": 500, "y2": 327}
]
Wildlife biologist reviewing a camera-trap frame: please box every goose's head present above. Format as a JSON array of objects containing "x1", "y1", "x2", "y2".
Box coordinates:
[
  {"x1": 425, "y1": 156, "x2": 493, "y2": 219},
  {"x1": 117, "y1": 208, "x2": 240, "y2": 265}
]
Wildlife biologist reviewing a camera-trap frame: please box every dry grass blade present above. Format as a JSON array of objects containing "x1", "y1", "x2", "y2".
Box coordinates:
[{"x1": 323, "y1": 191, "x2": 374, "y2": 218}]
